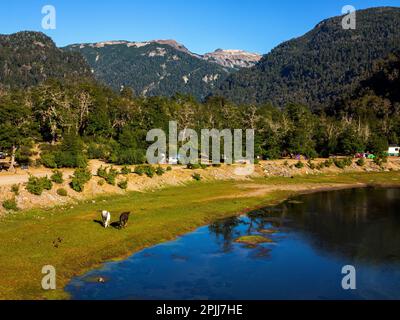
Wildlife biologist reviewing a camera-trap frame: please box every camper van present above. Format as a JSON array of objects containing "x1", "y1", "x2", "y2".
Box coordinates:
[{"x1": 388, "y1": 145, "x2": 400, "y2": 157}]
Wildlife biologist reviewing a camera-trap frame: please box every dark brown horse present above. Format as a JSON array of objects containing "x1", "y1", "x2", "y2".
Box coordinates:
[{"x1": 119, "y1": 212, "x2": 131, "y2": 229}]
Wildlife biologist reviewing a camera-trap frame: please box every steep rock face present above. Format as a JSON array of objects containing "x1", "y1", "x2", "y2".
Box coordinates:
[
  {"x1": 65, "y1": 40, "x2": 231, "y2": 100},
  {"x1": 215, "y1": 7, "x2": 400, "y2": 109},
  {"x1": 0, "y1": 31, "x2": 92, "y2": 89},
  {"x1": 204, "y1": 49, "x2": 262, "y2": 69}
]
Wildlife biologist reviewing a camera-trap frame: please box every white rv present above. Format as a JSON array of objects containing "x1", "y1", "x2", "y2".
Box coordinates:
[{"x1": 388, "y1": 145, "x2": 400, "y2": 156}]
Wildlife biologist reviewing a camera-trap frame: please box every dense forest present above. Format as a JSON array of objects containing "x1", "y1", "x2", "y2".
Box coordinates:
[
  {"x1": 1, "y1": 7, "x2": 400, "y2": 171},
  {"x1": 0, "y1": 31, "x2": 92, "y2": 90},
  {"x1": 65, "y1": 41, "x2": 231, "y2": 100},
  {"x1": 0, "y1": 50, "x2": 399, "y2": 171},
  {"x1": 216, "y1": 7, "x2": 400, "y2": 109}
]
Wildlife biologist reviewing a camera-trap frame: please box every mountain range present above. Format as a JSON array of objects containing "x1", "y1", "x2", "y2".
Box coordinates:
[
  {"x1": 64, "y1": 40, "x2": 261, "y2": 100},
  {"x1": 1, "y1": 6, "x2": 400, "y2": 109},
  {"x1": 204, "y1": 49, "x2": 262, "y2": 69},
  {"x1": 0, "y1": 31, "x2": 92, "y2": 90},
  {"x1": 216, "y1": 6, "x2": 400, "y2": 109}
]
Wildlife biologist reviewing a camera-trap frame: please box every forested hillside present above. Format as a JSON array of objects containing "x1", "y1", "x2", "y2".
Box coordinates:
[
  {"x1": 1, "y1": 49, "x2": 399, "y2": 172},
  {"x1": 0, "y1": 31, "x2": 93, "y2": 89},
  {"x1": 216, "y1": 7, "x2": 400, "y2": 109},
  {"x1": 65, "y1": 41, "x2": 231, "y2": 100},
  {"x1": 1, "y1": 8, "x2": 400, "y2": 173}
]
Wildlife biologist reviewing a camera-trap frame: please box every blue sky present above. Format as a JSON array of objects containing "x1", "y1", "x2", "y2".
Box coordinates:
[{"x1": 0, "y1": 0, "x2": 399, "y2": 54}]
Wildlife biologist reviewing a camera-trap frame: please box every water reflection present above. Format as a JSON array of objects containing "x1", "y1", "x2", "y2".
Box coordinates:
[
  {"x1": 67, "y1": 187, "x2": 400, "y2": 300},
  {"x1": 207, "y1": 188, "x2": 400, "y2": 265},
  {"x1": 282, "y1": 188, "x2": 400, "y2": 264}
]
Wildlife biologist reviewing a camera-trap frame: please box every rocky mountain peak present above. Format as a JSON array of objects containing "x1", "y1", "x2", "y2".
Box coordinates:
[{"x1": 203, "y1": 49, "x2": 262, "y2": 69}]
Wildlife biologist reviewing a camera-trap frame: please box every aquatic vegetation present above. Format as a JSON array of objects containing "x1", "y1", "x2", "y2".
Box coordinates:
[{"x1": 235, "y1": 235, "x2": 273, "y2": 245}]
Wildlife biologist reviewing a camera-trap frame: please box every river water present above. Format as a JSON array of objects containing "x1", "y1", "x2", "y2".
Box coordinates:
[{"x1": 66, "y1": 188, "x2": 400, "y2": 300}]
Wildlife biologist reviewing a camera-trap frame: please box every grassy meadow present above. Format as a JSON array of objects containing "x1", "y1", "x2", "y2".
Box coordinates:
[{"x1": 1, "y1": 171, "x2": 400, "y2": 300}]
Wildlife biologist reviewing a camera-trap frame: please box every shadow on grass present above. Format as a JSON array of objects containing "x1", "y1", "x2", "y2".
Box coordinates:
[{"x1": 93, "y1": 219, "x2": 122, "y2": 229}]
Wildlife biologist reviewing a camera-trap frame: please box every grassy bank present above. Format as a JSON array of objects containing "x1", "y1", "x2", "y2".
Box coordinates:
[{"x1": 1, "y1": 171, "x2": 400, "y2": 300}]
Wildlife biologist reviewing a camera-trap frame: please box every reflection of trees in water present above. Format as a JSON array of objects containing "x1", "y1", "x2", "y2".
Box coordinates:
[
  {"x1": 249, "y1": 247, "x2": 272, "y2": 259},
  {"x1": 247, "y1": 206, "x2": 288, "y2": 232},
  {"x1": 208, "y1": 189, "x2": 400, "y2": 264},
  {"x1": 208, "y1": 206, "x2": 287, "y2": 252},
  {"x1": 209, "y1": 217, "x2": 242, "y2": 252},
  {"x1": 285, "y1": 188, "x2": 400, "y2": 264}
]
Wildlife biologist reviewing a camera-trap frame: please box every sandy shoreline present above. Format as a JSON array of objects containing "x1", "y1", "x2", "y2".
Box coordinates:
[{"x1": 1, "y1": 158, "x2": 400, "y2": 214}]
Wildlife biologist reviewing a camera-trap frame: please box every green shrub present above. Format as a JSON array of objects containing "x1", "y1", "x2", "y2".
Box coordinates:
[
  {"x1": 166, "y1": 166, "x2": 172, "y2": 171},
  {"x1": 40, "y1": 176, "x2": 53, "y2": 191},
  {"x1": 26, "y1": 175, "x2": 45, "y2": 195},
  {"x1": 55, "y1": 151, "x2": 88, "y2": 168},
  {"x1": 97, "y1": 166, "x2": 108, "y2": 179},
  {"x1": 316, "y1": 162, "x2": 325, "y2": 170},
  {"x1": 192, "y1": 173, "x2": 202, "y2": 181},
  {"x1": 334, "y1": 157, "x2": 353, "y2": 169},
  {"x1": 41, "y1": 150, "x2": 88, "y2": 169},
  {"x1": 57, "y1": 133, "x2": 88, "y2": 168},
  {"x1": 156, "y1": 166, "x2": 165, "y2": 176},
  {"x1": 34, "y1": 159, "x2": 43, "y2": 167},
  {"x1": 373, "y1": 153, "x2": 388, "y2": 167},
  {"x1": 70, "y1": 168, "x2": 92, "y2": 192},
  {"x1": 334, "y1": 159, "x2": 346, "y2": 169},
  {"x1": 11, "y1": 184, "x2": 20, "y2": 196},
  {"x1": 40, "y1": 134, "x2": 88, "y2": 169},
  {"x1": 187, "y1": 163, "x2": 201, "y2": 170},
  {"x1": 15, "y1": 146, "x2": 33, "y2": 166},
  {"x1": 200, "y1": 163, "x2": 208, "y2": 170},
  {"x1": 134, "y1": 165, "x2": 145, "y2": 176},
  {"x1": 39, "y1": 143, "x2": 57, "y2": 152},
  {"x1": 307, "y1": 160, "x2": 316, "y2": 170},
  {"x1": 324, "y1": 159, "x2": 334, "y2": 168},
  {"x1": 144, "y1": 165, "x2": 156, "y2": 178},
  {"x1": 87, "y1": 143, "x2": 108, "y2": 160},
  {"x1": 113, "y1": 148, "x2": 146, "y2": 165},
  {"x1": 2, "y1": 198, "x2": 18, "y2": 211},
  {"x1": 356, "y1": 158, "x2": 366, "y2": 167},
  {"x1": 295, "y1": 161, "x2": 304, "y2": 169},
  {"x1": 97, "y1": 179, "x2": 105, "y2": 186},
  {"x1": 57, "y1": 188, "x2": 68, "y2": 197},
  {"x1": 41, "y1": 152, "x2": 58, "y2": 168},
  {"x1": 96, "y1": 166, "x2": 118, "y2": 185},
  {"x1": 105, "y1": 167, "x2": 119, "y2": 185},
  {"x1": 120, "y1": 166, "x2": 131, "y2": 175},
  {"x1": 117, "y1": 179, "x2": 128, "y2": 190},
  {"x1": 51, "y1": 170, "x2": 64, "y2": 184},
  {"x1": 343, "y1": 157, "x2": 353, "y2": 167}
]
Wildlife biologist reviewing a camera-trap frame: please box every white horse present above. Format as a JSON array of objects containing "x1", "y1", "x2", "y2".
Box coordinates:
[{"x1": 101, "y1": 210, "x2": 111, "y2": 228}]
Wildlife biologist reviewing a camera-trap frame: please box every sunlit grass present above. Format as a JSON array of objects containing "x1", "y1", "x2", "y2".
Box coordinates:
[{"x1": 1, "y1": 171, "x2": 400, "y2": 300}]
